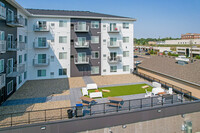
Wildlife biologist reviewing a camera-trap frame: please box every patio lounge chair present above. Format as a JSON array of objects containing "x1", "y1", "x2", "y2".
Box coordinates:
[
  {"x1": 86, "y1": 83, "x2": 98, "y2": 90},
  {"x1": 90, "y1": 92, "x2": 103, "y2": 98}
]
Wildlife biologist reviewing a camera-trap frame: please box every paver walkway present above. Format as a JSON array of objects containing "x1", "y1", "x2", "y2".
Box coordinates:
[
  {"x1": 82, "y1": 76, "x2": 94, "y2": 84},
  {"x1": 138, "y1": 69, "x2": 200, "y2": 99}
]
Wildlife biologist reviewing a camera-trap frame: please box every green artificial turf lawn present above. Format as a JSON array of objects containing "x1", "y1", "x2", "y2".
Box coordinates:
[{"x1": 87, "y1": 84, "x2": 153, "y2": 98}]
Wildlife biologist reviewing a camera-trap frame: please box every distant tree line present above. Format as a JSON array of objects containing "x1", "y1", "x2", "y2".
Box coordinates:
[{"x1": 134, "y1": 37, "x2": 180, "y2": 45}]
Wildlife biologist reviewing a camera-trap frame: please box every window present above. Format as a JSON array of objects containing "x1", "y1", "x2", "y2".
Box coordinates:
[
  {"x1": 91, "y1": 51, "x2": 99, "y2": 59},
  {"x1": 0, "y1": 59, "x2": 4, "y2": 73},
  {"x1": 123, "y1": 37, "x2": 129, "y2": 43},
  {"x1": 24, "y1": 36, "x2": 27, "y2": 43},
  {"x1": 59, "y1": 20, "x2": 67, "y2": 27},
  {"x1": 0, "y1": 31, "x2": 5, "y2": 41},
  {"x1": 7, "y1": 58, "x2": 13, "y2": 74},
  {"x1": 38, "y1": 54, "x2": 47, "y2": 64},
  {"x1": 7, "y1": 9, "x2": 14, "y2": 22},
  {"x1": 59, "y1": 36, "x2": 67, "y2": 43},
  {"x1": 37, "y1": 69, "x2": 46, "y2": 77},
  {"x1": 25, "y1": 18, "x2": 28, "y2": 26},
  {"x1": 38, "y1": 37, "x2": 46, "y2": 47},
  {"x1": 51, "y1": 56, "x2": 54, "y2": 62},
  {"x1": 19, "y1": 35, "x2": 23, "y2": 42},
  {"x1": 91, "y1": 66, "x2": 99, "y2": 74},
  {"x1": 24, "y1": 71, "x2": 27, "y2": 80},
  {"x1": 110, "y1": 66, "x2": 117, "y2": 72},
  {"x1": 18, "y1": 75, "x2": 22, "y2": 85},
  {"x1": 59, "y1": 52, "x2": 67, "y2": 59},
  {"x1": 7, "y1": 80, "x2": 13, "y2": 95},
  {"x1": 91, "y1": 36, "x2": 99, "y2": 44},
  {"x1": 123, "y1": 51, "x2": 129, "y2": 57},
  {"x1": 123, "y1": 65, "x2": 129, "y2": 72},
  {"x1": 123, "y1": 23, "x2": 129, "y2": 29},
  {"x1": 19, "y1": 55, "x2": 22, "y2": 64},
  {"x1": 91, "y1": 21, "x2": 99, "y2": 29},
  {"x1": 24, "y1": 54, "x2": 27, "y2": 62},
  {"x1": 59, "y1": 69, "x2": 67, "y2": 76}
]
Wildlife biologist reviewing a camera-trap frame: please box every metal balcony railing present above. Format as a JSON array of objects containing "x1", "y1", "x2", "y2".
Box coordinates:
[
  {"x1": 107, "y1": 26, "x2": 121, "y2": 33},
  {"x1": 0, "y1": 5, "x2": 6, "y2": 20},
  {"x1": 6, "y1": 64, "x2": 25, "y2": 77},
  {"x1": 6, "y1": 17, "x2": 24, "y2": 27},
  {"x1": 33, "y1": 25, "x2": 49, "y2": 32},
  {"x1": 0, "y1": 40, "x2": 6, "y2": 53},
  {"x1": 33, "y1": 42, "x2": 49, "y2": 49},
  {"x1": 74, "y1": 41, "x2": 89, "y2": 48},
  {"x1": 74, "y1": 25, "x2": 89, "y2": 32},
  {"x1": 107, "y1": 41, "x2": 122, "y2": 48},
  {"x1": 74, "y1": 57, "x2": 89, "y2": 64},
  {"x1": 33, "y1": 59, "x2": 50, "y2": 66},
  {"x1": 0, "y1": 74, "x2": 5, "y2": 89},
  {"x1": 107, "y1": 56, "x2": 122, "y2": 63}
]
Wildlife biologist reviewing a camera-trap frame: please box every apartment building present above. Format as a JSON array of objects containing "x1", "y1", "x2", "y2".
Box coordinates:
[
  {"x1": 181, "y1": 33, "x2": 200, "y2": 40},
  {"x1": 0, "y1": 0, "x2": 135, "y2": 104}
]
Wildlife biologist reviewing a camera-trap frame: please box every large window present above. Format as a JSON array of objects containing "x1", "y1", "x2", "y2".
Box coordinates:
[
  {"x1": 24, "y1": 36, "x2": 27, "y2": 43},
  {"x1": 38, "y1": 37, "x2": 46, "y2": 47},
  {"x1": 59, "y1": 20, "x2": 67, "y2": 27},
  {"x1": 0, "y1": 31, "x2": 5, "y2": 41},
  {"x1": 37, "y1": 69, "x2": 46, "y2": 77},
  {"x1": 123, "y1": 37, "x2": 129, "y2": 43},
  {"x1": 123, "y1": 23, "x2": 129, "y2": 29},
  {"x1": 38, "y1": 54, "x2": 47, "y2": 64},
  {"x1": 123, "y1": 65, "x2": 129, "y2": 72},
  {"x1": 91, "y1": 51, "x2": 99, "y2": 59},
  {"x1": 24, "y1": 54, "x2": 27, "y2": 62},
  {"x1": 59, "y1": 52, "x2": 67, "y2": 59},
  {"x1": 7, "y1": 80, "x2": 13, "y2": 95},
  {"x1": 123, "y1": 51, "x2": 129, "y2": 57},
  {"x1": 91, "y1": 21, "x2": 99, "y2": 29},
  {"x1": 110, "y1": 66, "x2": 117, "y2": 72},
  {"x1": 91, "y1": 36, "x2": 99, "y2": 44},
  {"x1": 7, "y1": 9, "x2": 14, "y2": 22},
  {"x1": 91, "y1": 66, "x2": 99, "y2": 74},
  {"x1": 19, "y1": 55, "x2": 22, "y2": 64},
  {"x1": 7, "y1": 58, "x2": 13, "y2": 74},
  {"x1": 0, "y1": 59, "x2": 4, "y2": 73},
  {"x1": 19, "y1": 35, "x2": 23, "y2": 42},
  {"x1": 59, "y1": 69, "x2": 67, "y2": 76},
  {"x1": 59, "y1": 36, "x2": 67, "y2": 43},
  {"x1": 24, "y1": 71, "x2": 27, "y2": 80}
]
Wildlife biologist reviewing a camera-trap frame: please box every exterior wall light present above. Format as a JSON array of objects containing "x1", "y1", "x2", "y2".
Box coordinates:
[{"x1": 122, "y1": 124, "x2": 127, "y2": 129}]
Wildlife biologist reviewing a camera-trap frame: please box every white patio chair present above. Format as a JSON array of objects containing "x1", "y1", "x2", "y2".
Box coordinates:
[{"x1": 82, "y1": 87, "x2": 88, "y2": 96}]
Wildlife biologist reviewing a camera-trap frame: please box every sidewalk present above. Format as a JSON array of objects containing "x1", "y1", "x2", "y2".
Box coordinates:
[{"x1": 138, "y1": 69, "x2": 200, "y2": 99}]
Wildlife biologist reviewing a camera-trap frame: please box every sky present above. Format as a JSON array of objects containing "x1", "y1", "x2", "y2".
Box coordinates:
[{"x1": 16, "y1": 0, "x2": 200, "y2": 39}]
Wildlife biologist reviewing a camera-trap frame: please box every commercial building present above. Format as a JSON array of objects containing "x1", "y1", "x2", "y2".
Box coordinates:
[
  {"x1": 181, "y1": 33, "x2": 200, "y2": 40},
  {"x1": 0, "y1": 0, "x2": 135, "y2": 104},
  {"x1": 176, "y1": 47, "x2": 200, "y2": 57}
]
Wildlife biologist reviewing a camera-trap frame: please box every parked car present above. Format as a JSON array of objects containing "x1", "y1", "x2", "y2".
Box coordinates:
[
  {"x1": 134, "y1": 55, "x2": 138, "y2": 58},
  {"x1": 145, "y1": 53, "x2": 150, "y2": 55}
]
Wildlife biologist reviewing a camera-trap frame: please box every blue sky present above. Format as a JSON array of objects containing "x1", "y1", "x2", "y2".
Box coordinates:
[{"x1": 16, "y1": 0, "x2": 200, "y2": 39}]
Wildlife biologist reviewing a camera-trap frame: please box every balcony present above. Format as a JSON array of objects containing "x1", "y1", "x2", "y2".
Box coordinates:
[
  {"x1": 6, "y1": 17, "x2": 24, "y2": 27},
  {"x1": 6, "y1": 64, "x2": 25, "y2": 77},
  {"x1": 33, "y1": 42, "x2": 49, "y2": 49},
  {"x1": 74, "y1": 57, "x2": 89, "y2": 64},
  {"x1": 107, "y1": 26, "x2": 121, "y2": 33},
  {"x1": 7, "y1": 41, "x2": 18, "y2": 51},
  {"x1": 74, "y1": 41, "x2": 89, "y2": 48},
  {"x1": 0, "y1": 74, "x2": 5, "y2": 89},
  {"x1": 33, "y1": 59, "x2": 50, "y2": 66},
  {"x1": 0, "y1": 40, "x2": 6, "y2": 53},
  {"x1": 107, "y1": 41, "x2": 122, "y2": 48},
  {"x1": 107, "y1": 56, "x2": 122, "y2": 64},
  {"x1": 0, "y1": 5, "x2": 6, "y2": 20},
  {"x1": 34, "y1": 25, "x2": 49, "y2": 32},
  {"x1": 74, "y1": 25, "x2": 89, "y2": 32}
]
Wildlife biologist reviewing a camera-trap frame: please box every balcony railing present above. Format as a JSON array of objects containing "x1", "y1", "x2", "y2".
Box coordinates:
[
  {"x1": 7, "y1": 41, "x2": 18, "y2": 51},
  {"x1": 0, "y1": 74, "x2": 5, "y2": 89},
  {"x1": 74, "y1": 25, "x2": 89, "y2": 32},
  {"x1": 33, "y1": 42, "x2": 49, "y2": 49},
  {"x1": 0, "y1": 40, "x2": 6, "y2": 53},
  {"x1": 33, "y1": 25, "x2": 49, "y2": 32},
  {"x1": 74, "y1": 57, "x2": 89, "y2": 64},
  {"x1": 6, "y1": 64, "x2": 25, "y2": 77},
  {"x1": 107, "y1": 56, "x2": 122, "y2": 63},
  {"x1": 74, "y1": 41, "x2": 89, "y2": 48},
  {"x1": 6, "y1": 17, "x2": 24, "y2": 27},
  {"x1": 33, "y1": 59, "x2": 50, "y2": 66},
  {"x1": 0, "y1": 5, "x2": 6, "y2": 20},
  {"x1": 107, "y1": 41, "x2": 122, "y2": 48},
  {"x1": 107, "y1": 26, "x2": 121, "y2": 33}
]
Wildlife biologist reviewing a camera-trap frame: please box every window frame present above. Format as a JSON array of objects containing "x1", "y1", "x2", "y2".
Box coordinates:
[
  {"x1": 59, "y1": 52, "x2": 67, "y2": 59},
  {"x1": 59, "y1": 68, "x2": 67, "y2": 76},
  {"x1": 91, "y1": 21, "x2": 99, "y2": 29},
  {"x1": 7, "y1": 80, "x2": 13, "y2": 95},
  {"x1": 91, "y1": 66, "x2": 100, "y2": 74},
  {"x1": 91, "y1": 51, "x2": 99, "y2": 59},
  {"x1": 110, "y1": 66, "x2": 117, "y2": 72},
  {"x1": 0, "y1": 59, "x2": 4, "y2": 73},
  {"x1": 37, "y1": 69, "x2": 46, "y2": 77}
]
